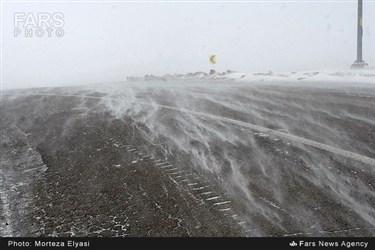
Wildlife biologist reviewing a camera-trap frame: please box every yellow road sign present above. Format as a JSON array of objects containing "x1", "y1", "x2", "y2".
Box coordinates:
[{"x1": 209, "y1": 55, "x2": 216, "y2": 64}]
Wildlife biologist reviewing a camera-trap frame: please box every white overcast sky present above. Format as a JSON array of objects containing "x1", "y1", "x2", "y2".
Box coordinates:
[{"x1": 1, "y1": 0, "x2": 375, "y2": 89}]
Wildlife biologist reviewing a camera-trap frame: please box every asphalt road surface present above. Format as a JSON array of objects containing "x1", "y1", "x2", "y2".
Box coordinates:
[{"x1": 1, "y1": 80, "x2": 374, "y2": 237}]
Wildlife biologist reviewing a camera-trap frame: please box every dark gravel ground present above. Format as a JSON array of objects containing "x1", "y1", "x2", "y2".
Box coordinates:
[
  {"x1": 1, "y1": 94, "x2": 244, "y2": 237},
  {"x1": 1, "y1": 83, "x2": 374, "y2": 237}
]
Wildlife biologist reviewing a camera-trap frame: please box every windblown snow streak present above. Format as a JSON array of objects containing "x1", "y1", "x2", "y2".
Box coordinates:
[{"x1": 96, "y1": 81, "x2": 375, "y2": 236}]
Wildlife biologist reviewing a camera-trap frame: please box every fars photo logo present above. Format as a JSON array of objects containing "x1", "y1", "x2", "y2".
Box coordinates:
[{"x1": 14, "y1": 12, "x2": 65, "y2": 38}]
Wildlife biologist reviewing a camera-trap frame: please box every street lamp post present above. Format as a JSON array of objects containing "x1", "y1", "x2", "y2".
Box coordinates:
[{"x1": 351, "y1": 0, "x2": 368, "y2": 69}]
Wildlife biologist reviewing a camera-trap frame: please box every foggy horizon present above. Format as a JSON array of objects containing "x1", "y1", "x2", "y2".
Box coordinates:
[{"x1": 1, "y1": 1, "x2": 375, "y2": 89}]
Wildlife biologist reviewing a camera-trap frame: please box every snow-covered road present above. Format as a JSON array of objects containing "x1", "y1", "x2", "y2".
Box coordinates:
[{"x1": 1, "y1": 79, "x2": 375, "y2": 236}]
